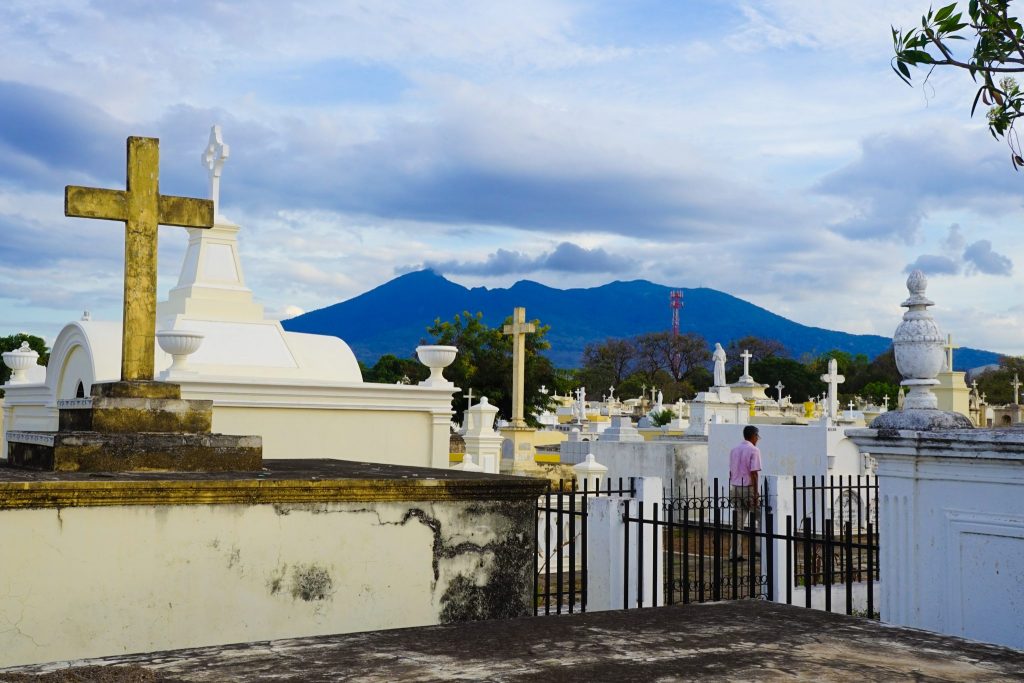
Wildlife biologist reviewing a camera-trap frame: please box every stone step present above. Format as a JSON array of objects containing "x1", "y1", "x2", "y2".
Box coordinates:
[
  {"x1": 7, "y1": 431, "x2": 262, "y2": 473},
  {"x1": 58, "y1": 397, "x2": 213, "y2": 434}
]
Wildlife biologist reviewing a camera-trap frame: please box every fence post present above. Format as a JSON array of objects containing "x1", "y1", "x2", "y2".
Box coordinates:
[
  {"x1": 584, "y1": 476, "x2": 663, "y2": 611},
  {"x1": 585, "y1": 496, "x2": 627, "y2": 612},
  {"x1": 764, "y1": 475, "x2": 794, "y2": 605}
]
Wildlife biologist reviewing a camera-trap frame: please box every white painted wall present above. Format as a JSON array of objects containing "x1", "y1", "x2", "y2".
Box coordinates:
[
  {"x1": 847, "y1": 428, "x2": 1024, "y2": 650},
  {"x1": 0, "y1": 497, "x2": 530, "y2": 668},
  {"x1": 560, "y1": 439, "x2": 707, "y2": 487}
]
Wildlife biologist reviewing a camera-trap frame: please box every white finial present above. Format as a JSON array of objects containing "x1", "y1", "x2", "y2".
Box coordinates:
[
  {"x1": 202, "y1": 125, "x2": 230, "y2": 220},
  {"x1": 81, "y1": 310, "x2": 91, "y2": 321},
  {"x1": 892, "y1": 269, "x2": 944, "y2": 410}
]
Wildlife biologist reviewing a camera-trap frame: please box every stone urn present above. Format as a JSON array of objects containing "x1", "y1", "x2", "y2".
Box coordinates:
[
  {"x1": 415, "y1": 345, "x2": 458, "y2": 387},
  {"x1": 2, "y1": 341, "x2": 39, "y2": 384},
  {"x1": 892, "y1": 270, "x2": 945, "y2": 410},
  {"x1": 156, "y1": 330, "x2": 204, "y2": 377}
]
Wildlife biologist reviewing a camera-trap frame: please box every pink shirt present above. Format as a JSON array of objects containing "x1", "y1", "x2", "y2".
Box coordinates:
[{"x1": 729, "y1": 440, "x2": 762, "y2": 486}]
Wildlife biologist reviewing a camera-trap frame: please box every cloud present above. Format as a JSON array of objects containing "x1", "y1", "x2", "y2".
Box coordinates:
[
  {"x1": 963, "y1": 240, "x2": 1013, "y2": 276},
  {"x1": 419, "y1": 241, "x2": 637, "y2": 276},
  {"x1": 814, "y1": 127, "x2": 1021, "y2": 243},
  {"x1": 905, "y1": 254, "x2": 959, "y2": 275},
  {"x1": 943, "y1": 223, "x2": 965, "y2": 252}
]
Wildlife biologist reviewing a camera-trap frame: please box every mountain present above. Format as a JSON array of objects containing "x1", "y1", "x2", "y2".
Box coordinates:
[{"x1": 282, "y1": 270, "x2": 1001, "y2": 371}]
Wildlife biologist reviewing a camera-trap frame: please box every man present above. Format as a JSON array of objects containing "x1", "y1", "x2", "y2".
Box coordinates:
[{"x1": 729, "y1": 425, "x2": 762, "y2": 561}]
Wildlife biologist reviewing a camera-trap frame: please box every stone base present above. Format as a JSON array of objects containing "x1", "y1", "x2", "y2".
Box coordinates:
[
  {"x1": 7, "y1": 431, "x2": 262, "y2": 472},
  {"x1": 58, "y1": 396, "x2": 213, "y2": 433},
  {"x1": 869, "y1": 408, "x2": 973, "y2": 432}
]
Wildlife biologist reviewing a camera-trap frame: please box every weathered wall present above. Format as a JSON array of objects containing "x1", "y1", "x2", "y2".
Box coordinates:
[
  {"x1": 560, "y1": 439, "x2": 707, "y2": 487},
  {"x1": 0, "y1": 496, "x2": 535, "y2": 668}
]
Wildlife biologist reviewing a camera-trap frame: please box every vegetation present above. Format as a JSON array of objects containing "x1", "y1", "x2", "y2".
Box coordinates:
[
  {"x1": 893, "y1": 1, "x2": 1024, "y2": 167},
  {"x1": 971, "y1": 354, "x2": 1024, "y2": 403},
  {"x1": 424, "y1": 311, "x2": 559, "y2": 427},
  {"x1": 0, "y1": 334, "x2": 49, "y2": 397}
]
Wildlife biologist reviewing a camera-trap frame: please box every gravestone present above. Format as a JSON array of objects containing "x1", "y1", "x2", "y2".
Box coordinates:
[{"x1": 7, "y1": 136, "x2": 261, "y2": 472}]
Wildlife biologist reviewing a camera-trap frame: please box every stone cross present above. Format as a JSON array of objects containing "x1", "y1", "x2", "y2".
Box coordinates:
[
  {"x1": 202, "y1": 125, "x2": 230, "y2": 219},
  {"x1": 1013, "y1": 374, "x2": 1022, "y2": 405},
  {"x1": 740, "y1": 349, "x2": 753, "y2": 380},
  {"x1": 502, "y1": 307, "x2": 536, "y2": 429},
  {"x1": 848, "y1": 400, "x2": 855, "y2": 412},
  {"x1": 883, "y1": 394, "x2": 890, "y2": 410},
  {"x1": 943, "y1": 333, "x2": 958, "y2": 372},
  {"x1": 65, "y1": 136, "x2": 214, "y2": 382},
  {"x1": 465, "y1": 387, "x2": 474, "y2": 410},
  {"x1": 775, "y1": 381, "x2": 784, "y2": 401},
  {"x1": 608, "y1": 385, "x2": 615, "y2": 399},
  {"x1": 819, "y1": 358, "x2": 845, "y2": 419}
]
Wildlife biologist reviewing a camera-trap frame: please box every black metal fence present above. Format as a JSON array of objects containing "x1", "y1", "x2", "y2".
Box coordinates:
[
  {"x1": 535, "y1": 475, "x2": 880, "y2": 618},
  {"x1": 534, "y1": 477, "x2": 635, "y2": 615}
]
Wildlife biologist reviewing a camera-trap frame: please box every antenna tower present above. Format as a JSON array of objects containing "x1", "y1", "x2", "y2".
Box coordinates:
[{"x1": 670, "y1": 290, "x2": 683, "y2": 336}]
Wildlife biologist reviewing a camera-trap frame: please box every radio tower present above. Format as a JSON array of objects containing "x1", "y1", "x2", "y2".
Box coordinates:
[{"x1": 670, "y1": 290, "x2": 683, "y2": 336}]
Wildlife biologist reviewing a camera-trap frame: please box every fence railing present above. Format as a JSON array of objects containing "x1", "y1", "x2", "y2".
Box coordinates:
[
  {"x1": 535, "y1": 474, "x2": 880, "y2": 619},
  {"x1": 534, "y1": 477, "x2": 635, "y2": 615}
]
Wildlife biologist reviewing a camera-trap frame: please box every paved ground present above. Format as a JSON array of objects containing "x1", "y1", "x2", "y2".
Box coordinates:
[{"x1": 3, "y1": 601, "x2": 1023, "y2": 682}]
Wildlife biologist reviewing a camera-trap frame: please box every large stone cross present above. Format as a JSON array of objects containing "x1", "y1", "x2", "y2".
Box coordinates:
[
  {"x1": 65, "y1": 136, "x2": 214, "y2": 382},
  {"x1": 502, "y1": 307, "x2": 536, "y2": 429},
  {"x1": 1012, "y1": 374, "x2": 1022, "y2": 405},
  {"x1": 202, "y1": 125, "x2": 230, "y2": 219},
  {"x1": 943, "y1": 333, "x2": 958, "y2": 372},
  {"x1": 819, "y1": 357, "x2": 845, "y2": 419},
  {"x1": 775, "y1": 380, "x2": 784, "y2": 401}
]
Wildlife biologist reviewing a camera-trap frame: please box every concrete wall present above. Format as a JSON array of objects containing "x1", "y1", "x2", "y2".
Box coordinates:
[
  {"x1": 848, "y1": 427, "x2": 1024, "y2": 651},
  {"x1": 0, "y1": 488, "x2": 537, "y2": 668},
  {"x1": 560, "y1": 439, "x2": 707, "y2": 487}
]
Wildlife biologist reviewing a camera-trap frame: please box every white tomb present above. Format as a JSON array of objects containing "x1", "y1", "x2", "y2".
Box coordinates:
[{"x1": 2, "y1": 126, "x2": 455, "y2": 468}]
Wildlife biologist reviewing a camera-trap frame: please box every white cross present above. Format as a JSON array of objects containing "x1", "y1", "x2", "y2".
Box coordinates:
[
  {"x1": 848, "y1": 400, "x2": 855, "y2": 412},
  {"x1": 740, "y1": 349, "x2": 753, "y2": 379},
  {"x1": 1012, "y1": 374, "x2": 1022, "y2": 404},
  {"x1": 608, "y1": 385, "x2": 615, "y2": 399},
  {"x1": 465, "y1": 388, "x2": 474, "y2": 409},
  {"x1": 883, "y1": 394, "x2": 890, "y2": 410},
  {"x1": 775, "y1": 381, "x2": 784, "y2": 401},
  {"x1": 201, "y1": 124, "x2": 230, "y2": 219},
  {"x1": 820, "y1": 358, "x2": 845, "y2": 419},
  {"x1": 943, "y1": 333, "x2": 958, "y2": 372}
]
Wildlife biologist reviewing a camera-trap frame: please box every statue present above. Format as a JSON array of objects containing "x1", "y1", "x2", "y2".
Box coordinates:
[{"x1": 712, "y1": 343, "x2": 727, "y2": 387}]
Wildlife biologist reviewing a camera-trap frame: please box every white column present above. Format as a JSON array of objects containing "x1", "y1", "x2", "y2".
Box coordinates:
[
  {"x1": 764, "y1": 476, "x2": 794, "y2": 604},
  {"x1": 463, "y1": 397, "x2": 502, "y2": 473}
]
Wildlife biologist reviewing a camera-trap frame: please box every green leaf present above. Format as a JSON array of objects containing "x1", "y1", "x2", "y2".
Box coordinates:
[
  {"x1": 902, "y1": 49, "x2": 934, "y2": 63},
  {"x1": 934, "y1": 2, "x2": 956, "y2": 22},
  {"x1": 898, "y1": 60, "x2": 912, "y2": 80}
]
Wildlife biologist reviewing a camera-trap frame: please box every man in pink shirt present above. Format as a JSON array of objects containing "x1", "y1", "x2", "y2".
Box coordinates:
[{"x1": 729, "y1": 425, "x2": 762, "y2": 561}]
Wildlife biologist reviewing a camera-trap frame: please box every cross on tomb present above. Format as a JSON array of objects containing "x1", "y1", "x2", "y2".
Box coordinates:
[
  {"x1": 465, "y1": 388, "x2": 474, "y2": 410},
  {"x1": 65, "y1": 136, "x2": 214, "y2": 382},
  {"x1": 1012, "y1": 374, "x2": 1022, "y2": 405},
  {"x1": 502, "y1": 307, "x2": 536, "y2": 429},
  {"x1": 848, "y1": 400, "x2": 855, "y2": 412},
  {"x1": 608, "y1": 386, "x2": 615, "y2": 399},
  {"x1": 740, "y1": 349, "x2": 753, "y2": 380},
  {"x1": 943, "y1": 333, "x2": 958, "y2": 372},
  {"x1": 202, "y1": 125, "x2": 230, "y2": 219},
  {"x1": 883, "y1": 394, "x2": 890, "y2": 410},
  {"x1": 819, "y1": 358, "x2": 845, "y2": 420},
  {"x1": 775, "y1": 381, "x2": 784, "y2": 402}
]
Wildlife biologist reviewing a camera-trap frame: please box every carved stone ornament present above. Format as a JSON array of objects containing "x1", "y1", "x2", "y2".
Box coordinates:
[
  {"x1": 871, "y1": 270, "x2": 972, "y2": 430},
  {"x1": 2, "y1": 341, "x2": 40, "y2": 384}
]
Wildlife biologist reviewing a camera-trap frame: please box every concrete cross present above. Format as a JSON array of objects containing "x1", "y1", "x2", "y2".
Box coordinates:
[
  {"x1": 1012, "y1": 374, "x2": 1022, "y2": 405},
  {"x1": 883, "y1": 394, "x2": 890, "y2": 410},
  {"x1": 608, "y1": 385, "x2": 615, "y2": 399},
  {"x1": 465, "y1": 388, "x2": 474, "y2": 410},
  {"x1": 740, "y1": 349, "x2": 753, "y2": 379},
  {"x1": 65, "y1": 136, "x2": 214, "y2": 382},
  {"x1": 202, "y1": 125, "x2": 230, "y2": 219},
  {"x1": 848, "y1": 400, "x2": 855, "y2": 412},
  {"x1": 502, "y1": 307, "x2": 536, "y2": 429},
  {"x1": 943, "y1": 333, "x2": 958, "y2": 372},
  {"x1": 775, "y1": 381, "x2": 784, "y2": 401},
  {"x1": 819, "y1": 358, "x2": 845, "y2": 419}
]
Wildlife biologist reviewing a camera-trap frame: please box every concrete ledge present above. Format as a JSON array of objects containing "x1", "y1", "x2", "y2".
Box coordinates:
[
  {"x1": 0, "y1": 459, "x2": 547, "y2": 509},
  {"x1": 4, "y1": 601, "x2": 1022, "y2": 681}
]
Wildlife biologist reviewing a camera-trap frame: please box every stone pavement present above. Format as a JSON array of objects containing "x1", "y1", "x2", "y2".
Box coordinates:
[{"x1": 4, "y1": 601, "x2": 1024, "y2": 682}]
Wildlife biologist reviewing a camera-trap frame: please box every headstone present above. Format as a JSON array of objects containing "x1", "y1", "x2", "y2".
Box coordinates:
[{"x1": 820, "y1": 358, "x2": 845, "y2": 420}]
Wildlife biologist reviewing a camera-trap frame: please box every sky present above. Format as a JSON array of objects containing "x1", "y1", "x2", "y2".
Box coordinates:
[{"x1": 1, "y1": 0, "x2": 1023, "y2": 357}]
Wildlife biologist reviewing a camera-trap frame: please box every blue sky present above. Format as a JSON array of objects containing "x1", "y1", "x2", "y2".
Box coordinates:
[{"x1": 1, "y1": 0, "x2": 1023, "y2": 356}]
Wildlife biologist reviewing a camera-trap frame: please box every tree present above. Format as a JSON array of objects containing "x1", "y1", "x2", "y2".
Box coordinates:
[
  {"x1": 426, "y1": 311, "x2": 556, "y2": 427},
  {"x1": 861, "y1": 380, "x2": 901, "y2": 406},
  {"x1": 634, "y1": 331, "x2": 711, "y2": 383},
  {"x1": 725, "y1": 336, "x2": 787, "y2": 370},
  {"x1": 974, "y1": 354, "x2": 1024, "y2": 403},
  {"x1": 0, "y1": 334, "x2": 49, "y2": 394},
  {"x1": 893, "y1": 1, "x2": 1024, "y2": 167},
  {"x1": 579, "y1": 338, "x2": 635, "y2": 392},
  {"x1": 748, "y1": 357, "x2": 821, "y2": 403},
  {"x1": 364, "y1": 354, "x2": 427, "y2": 385}
]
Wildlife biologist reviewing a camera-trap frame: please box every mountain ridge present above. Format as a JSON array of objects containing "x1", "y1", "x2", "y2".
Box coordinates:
[{"x1": 282, "y1": 269, "x2": 1001, "y2": 371}]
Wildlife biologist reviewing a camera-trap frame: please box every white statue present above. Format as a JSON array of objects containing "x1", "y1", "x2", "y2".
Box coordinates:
[
  {"x1": 656, "y1": 390, "x2": 663, "y2": 409},
  {"x1": 713, "y1": 343, "x2": 727, "y2": 387}
]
